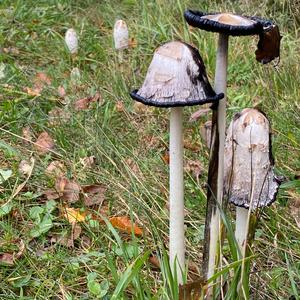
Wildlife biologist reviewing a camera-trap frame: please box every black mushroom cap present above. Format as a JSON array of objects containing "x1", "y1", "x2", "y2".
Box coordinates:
[
  {"x1": 130, "y1": 41, "x2": 224, "y2": 108},
  {"x1": 184, "y1": 10, "x2": 267, "y2": 36}
]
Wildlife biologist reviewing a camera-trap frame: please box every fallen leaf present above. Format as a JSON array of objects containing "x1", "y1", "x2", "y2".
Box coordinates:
[
  {"x1": 128, "y1": 37, "x2": 137, "y2": 48},
  {"x1": 35, "y1": 132, "x2": 55, "y2": 154},
  {"x1": 3, "y1": 47, "x2": 20, "y2": 55},
  {"x1": 0, "y1": 239, "x2": 25, "y2": 266},
  {"x1": 115, "y1": 101, "x2": 125, "y2": 112},
  {"x1": 51, "y1": 224, "x2": 81, "y2": 248},
  {"x1": 149, "y1": 254, "x2": 160, "y2": 269},
  {"x1": 179, "y1": 280, "x2": 205, "y2": 300},
  {"x1": 63, "y1": 207, "x2": 86, "y2": 224},
  {"x1": 184, "y1": 139, "x2": 200, "y2": 152},
  {"x1": 125, "y1": 158, "x2": 143, "y2": 178},
  {"x1": 57, "y1": 86, "x2": 66, "y2": 98},
  {"x1": 0, "y1": 169, "x2": 13, "y2": 184},
  {"x1": 109, "y1": 216, "x2": 143, "y2": 236},
  {"x1": 43, "y1": 189, "x2": 60, "y2": 200},
  {"x1": 184, "y1": 160, "x2": 204, "y2": 182},
  {"x1": 189, "y1": 108, "x2": 210, "y2": 122},
  {"x1": 80, "y1": 156, "x2": 96, "y2": 168},
  {"x1": 74, "y1": 93, "x2": 101, "y2": 111},
  {"x1": 288, "y1": 191, "x2": 300, "y2": 228},
  {"x1": 34, "y1": 72, "x2": 51, "y2": 88},
  {"x1": 55, "y1": 177, "x2": 81, "y2": 203},
  {"x1": 48, "y1": 107, "x2": 71, "y2": 126},
  {"x1": 18, "y1": 160, "x2": 32, "y2": 176},
  {"x1": 24, "y1": 86, "x2": 41, "y2": 97},
  {"x1": 133, "y1": 102, "x2": 148, "y2": 114},
  {"x1": 82, "y1": 184, "x2": 106, "y2": 206},
  {"x1": 45, "y1": 161, "x2": 66, "y2": 177},
  {"x1": 22, "y1": 126, "x2": 33, "y2": 143},
  {"x1": 162, "y1": 151, "x2": 170, "y2": 164},
  {"x1": 0, "y1": 253, "x2": 14, "y2": 266}
]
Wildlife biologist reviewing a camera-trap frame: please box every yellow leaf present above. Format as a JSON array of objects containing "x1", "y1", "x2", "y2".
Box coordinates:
[{"x1": 63, "y1": 207, "x2": 86, "y2": 224}]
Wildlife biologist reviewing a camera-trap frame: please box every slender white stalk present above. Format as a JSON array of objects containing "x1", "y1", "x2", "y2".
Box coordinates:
[
  {"x1": 169, "y1": 107, "x2": 185, "y2": 284},
  {"x1": 206, "y1": 34, "x2": 229, "y2": 282},
  {"x1": 235, "y1": 207, "x2": 249, "y2": 252}
]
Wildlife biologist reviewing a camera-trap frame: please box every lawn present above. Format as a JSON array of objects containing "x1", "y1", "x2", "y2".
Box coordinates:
[{"x1": 0, "y1": 0, "x2": 299, "y2": 299}]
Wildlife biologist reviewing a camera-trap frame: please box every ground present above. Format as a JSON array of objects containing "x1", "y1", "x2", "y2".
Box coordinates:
[{"x1": 0, "y1": 0, "x2": 299, "y2": 299}]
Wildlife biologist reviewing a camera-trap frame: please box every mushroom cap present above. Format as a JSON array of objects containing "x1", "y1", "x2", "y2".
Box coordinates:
[
  {"x1": 130, "y1": 41, "x2": 223, "y2": 108},
  {"x1": 184, "y1": 10, "x2": 271, "y2": 36},
  {"x1": 224, "y1": 108, "x2": 281, "y2": 209},
  {"x1": 113, "y1": 19, "x2": 129, "y2": 50}
]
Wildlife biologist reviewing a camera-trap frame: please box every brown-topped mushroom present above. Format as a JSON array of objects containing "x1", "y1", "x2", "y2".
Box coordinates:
[{"x1": 130, "y1": 41, "x2": 223, "y2": 283}]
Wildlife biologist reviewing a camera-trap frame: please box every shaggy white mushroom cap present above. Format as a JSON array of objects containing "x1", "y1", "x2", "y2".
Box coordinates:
[
  {"x1": 113, "y1": 20, "x2": 129, "y2": 50},
  {"x1": 65, "y1": 28, "x2": 78, "y2": 54},
  {"x1": 224, "y1": 108, "x2": 280, "y2": 209}
]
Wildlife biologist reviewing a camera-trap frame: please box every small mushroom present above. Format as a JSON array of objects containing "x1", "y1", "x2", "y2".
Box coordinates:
[
  {"x1": 130, "y1": 41, "x2": 223, "y2": 283},
  {"x1": 65, "y1": 28, "x2": 78, "y2": 54},
  {"x1": 224, "y1": 108, "x2": 281, "y2": 249},
  {"x1": 184, "y1": 10, "x2": 281, "y2": 280},
  {"x1": 113, "y1": 19, "x2": 129, "y2": 50}
]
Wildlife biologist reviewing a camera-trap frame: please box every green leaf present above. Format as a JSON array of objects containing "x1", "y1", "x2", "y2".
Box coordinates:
[
  {"x1": 0, "y1": 169, "x2": 12, "y2": 184},
  {"x1": 111, "y1": 251, "x2": 150, "y2": 299},
  {"x1": 0, "y1": 201, "x2": 13, "y2": 217}
]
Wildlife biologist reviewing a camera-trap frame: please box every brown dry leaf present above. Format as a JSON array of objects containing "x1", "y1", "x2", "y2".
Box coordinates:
[
  {"x1": 143, "y1": 135, "x2": 160, "y2": 150},
  {"x1": 18, "y1": 160, "x2": 32, "y2": 176},
  {"x1": 184, "y1": 160, "x2": 204, "y2": 182},
  {"x1": 0, "y1": 253, "x2": 14, "y2": 266},
  {"x1": 35, "y1": 132, "x2": 55, "y2": 154},
  {"x1": 74, "y1": 93, "x2": 102, "y2": 111},
  {"x1": 3, "y1": 47, "x2": 20, "y2": 55},
  {"x1": 43, "y1": 189, "x2": 60, "y2": 200},
  {"x1": 74, "y1": 97, "x2": 90, "y2": 110},
  {"x1": 0, "y1": 239, "x2": 25, "y2": 266},
  {"x1": 35, "y1": 72, "x2": 52, "y2": 87},
  {"x1": 179, "y1": 280, "x2": 205, "y2": 300},
  {"x1": 125, "y1": 158, "x2": 143, "y2": 178},
  {"x1": 51, "y1": 224, "x2": 81, "y2": 248},
  {"x1": 149, "y1": 254, "x2": 160, "y2": 269},
  {"x1": 109, "y1": 216, "x2": 143, "y2": 236},
  {"x1": 133, "y1": 102, "x2": 148, "y2": 114},
  {"x1": 45, "y1": 161, "x2": 66, "y2": 177},
  {"x1": 22, "y1": 126, "x2": 33, "y2": 142},
  {"x1": 162, "y1": 151, "x2": 170, "y2": 165},
  {"x1": 288, "y1": 191, "x2": 300, "y2": 228},
  {"x1": 63, "y1": 207, "x2": 86, "y2": 224},
  {"x1": 57, "y1": 86, "x2": 66, "y2": 98},
  {"x1": 189, "y1": 108, "x2": 210, "y2": 122},
  {"x1": 129, "y1": 37, "x2": 137, "y2": 48},
  {"x1": 82, "y1": 184, "x2": 106, "y2": 207},
  {"x1": 80, "y1": 156, "x2": 96, "y2": 168},
  {"x1": 55, "y1": 177, "x2": 80, "y2": 203},
  {"x1": 48, "y1": 107, "x2": 71, "y2": 126},
  {"x1": 184, "y1": 139, "x2": 200, "y2": 152},
  {"x1": 24, "y1": 86, "x2": 41, "y2": 97},
  {"x1": 115, "y1": 101, "x2": 125, "y2": 112}
]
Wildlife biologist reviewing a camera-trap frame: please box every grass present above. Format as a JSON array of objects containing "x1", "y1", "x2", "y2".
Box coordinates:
[{"x1": 0, "y1": 0, "x2": 299, "y2": 299}]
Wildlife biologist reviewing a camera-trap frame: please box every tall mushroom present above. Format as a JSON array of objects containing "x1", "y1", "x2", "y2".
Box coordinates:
[
  {"x1": 184, "y1": 10, "x2": 281, "y2": 281},
  {"x1": 130, "y1": 41, "x2": 223, "y2": 283},
  {"x1": 224, "y1": 108, "x2": 281, "y2": 251}
]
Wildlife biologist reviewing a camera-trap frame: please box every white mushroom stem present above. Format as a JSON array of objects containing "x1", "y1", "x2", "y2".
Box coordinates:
[
  {"x1": 169, "y1": 106, "x2": 185, "y2": 284},
  {"x1": 204, "y1": 33, "x2": 229, "y2": 282},
  {"x1": 235, "y1": 206, "x2": 250, "y2": 253}
]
